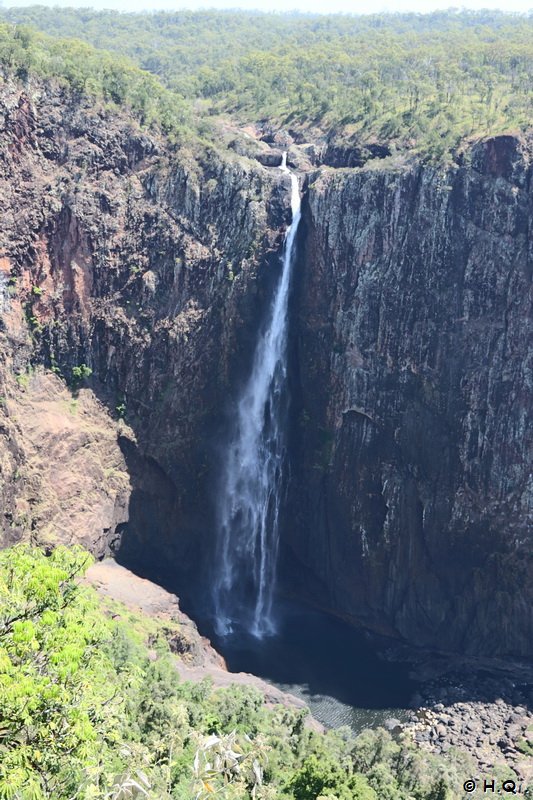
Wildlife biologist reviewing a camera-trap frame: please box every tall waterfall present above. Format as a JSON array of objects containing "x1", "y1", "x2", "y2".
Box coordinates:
[{"x1": 213, "y1": 153, "x2": 301, "y2": 638}]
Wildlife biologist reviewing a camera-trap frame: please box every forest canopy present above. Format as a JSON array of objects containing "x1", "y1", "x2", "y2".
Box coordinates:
[
  {"x1": 0, "y1": 8, "x2": 532, "y2": 158},
  {"x1": 0, "y1": 20, "x2": 193, "y2": 140},
  {"x1": 0, "y1": 544, "x2": 480, "y2": 799}
]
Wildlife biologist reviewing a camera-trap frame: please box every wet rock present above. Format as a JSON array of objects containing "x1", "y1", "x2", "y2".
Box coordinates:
[
  {"x1": 287, "y1": 143, "x2": 321, "y2": 171},
  {"x1": 255, "y1": 150, "x2": 283, "y2": 167}
]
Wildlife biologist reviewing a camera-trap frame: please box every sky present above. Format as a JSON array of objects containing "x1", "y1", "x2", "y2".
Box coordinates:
[{"x1": 1, "y1": 0, "x2": 532, "y2": 13}]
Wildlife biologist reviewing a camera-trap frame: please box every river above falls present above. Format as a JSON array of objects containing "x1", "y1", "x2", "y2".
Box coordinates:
[{"x1": 203, "y1": 599, "x2": 414, "y2": 733}]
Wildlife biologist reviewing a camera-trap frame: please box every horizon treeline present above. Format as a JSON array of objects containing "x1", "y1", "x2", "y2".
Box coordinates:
[{"x1": 0, "y1": 8, "x2": 532, "y2": 158}]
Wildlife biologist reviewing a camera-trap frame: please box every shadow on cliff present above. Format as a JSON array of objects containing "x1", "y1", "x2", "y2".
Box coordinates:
[
  {"x1": 111, "y1": 414, "x2": 533, "y2": 716},
  {"x1": 113, "y1": 433, "x2": 211, "y2": 605}
]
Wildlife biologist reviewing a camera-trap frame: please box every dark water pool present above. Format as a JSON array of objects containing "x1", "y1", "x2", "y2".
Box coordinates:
[{"x1": 204, "y1": 600, "x2": 414, "y2": 733}]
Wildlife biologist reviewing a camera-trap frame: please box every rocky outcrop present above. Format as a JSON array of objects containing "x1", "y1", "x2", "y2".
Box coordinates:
[
  {"x1": 286, "y1": 134, "x2": 533, "y2": 658},
  {"x1": 404, "y1": 698, "x2": 533, "y2": 783},
  {"x1": 0, "y1": 369, "x2": 129, "y2": 555},
  {"x1": 255, "y1": 150, "x2": 283, "y2": 167},
  {"x1": 85, "y1": 558, "x2": 319, "y2": 721},
  {"x1": 321, "y1": 140, "x2": 391, "y2": 168}
]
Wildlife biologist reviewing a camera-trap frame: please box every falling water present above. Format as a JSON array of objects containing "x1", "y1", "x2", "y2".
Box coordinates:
[{"x1": 213, "y1": 153, "x2": 301, "y2": 638}]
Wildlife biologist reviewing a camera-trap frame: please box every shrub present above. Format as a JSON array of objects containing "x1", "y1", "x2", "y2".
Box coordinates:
[{"x1": 71, "y1": 363, "x2": 93, "y2": 382}]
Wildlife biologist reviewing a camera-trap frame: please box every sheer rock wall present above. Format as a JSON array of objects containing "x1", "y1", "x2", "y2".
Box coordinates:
[
  {"x1": 287, "y1": 135, "x2": 532, "y2": 657},
  {"x1": 0, "y1": 80, "x2": 289, "y2": 568}
]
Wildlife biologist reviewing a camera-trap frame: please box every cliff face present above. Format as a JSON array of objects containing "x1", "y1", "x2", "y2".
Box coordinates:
[
  {"x1": 0, "y1": 80, "x2": 289, "y2": 568},
  {"x1": 287, "y1": 135, "x2": 532, "y2": 657},
  {"x1": 1, "y1": 79, "x2": 531, "y2": 658}
]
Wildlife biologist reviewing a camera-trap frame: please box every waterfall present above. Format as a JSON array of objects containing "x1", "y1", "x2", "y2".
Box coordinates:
[{"x1": 213, "y1": 153, "x2": 301, "y2": 639}]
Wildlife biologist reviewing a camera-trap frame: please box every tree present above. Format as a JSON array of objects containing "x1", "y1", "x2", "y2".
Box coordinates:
[{"x1": 288, "y1": 755, "x2": 377, "y2": 800}]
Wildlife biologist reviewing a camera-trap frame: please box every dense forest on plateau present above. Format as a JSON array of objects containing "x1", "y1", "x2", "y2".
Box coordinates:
[
  {"x1": 0, "y1": 8, "x2": 532, "y2": 158},
  {"x1": 0, "y1": 20, "x2": 193, "y2": 141}
]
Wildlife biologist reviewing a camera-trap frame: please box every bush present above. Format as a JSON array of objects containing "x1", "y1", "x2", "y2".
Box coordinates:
[
  {"x1": 71, "y1": 363, "x2": 93, "y2": 382},
  {"x1": 288, "y1": 755, "x2": 377, "y2": 800}
]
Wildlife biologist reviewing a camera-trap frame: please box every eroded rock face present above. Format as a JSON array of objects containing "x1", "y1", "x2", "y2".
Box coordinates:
[
  {"x1": 0, "y1": 370, "x2": 130, "y2": 555},
  {"x1": 286, "y1": 134, "x2": 532, "y2": 658},
  {"x1": 0, "y1": 79, "x2": 290, "y2": 569}
]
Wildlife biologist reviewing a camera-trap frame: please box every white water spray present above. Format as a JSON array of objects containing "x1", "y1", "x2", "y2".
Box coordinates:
[{"x1": 213, "y1": 153, "x2": 301, "y2": 638}]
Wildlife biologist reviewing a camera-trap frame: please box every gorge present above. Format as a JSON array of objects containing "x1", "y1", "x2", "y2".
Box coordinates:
[
  {"x1": 0, "y1": 79, "x2": 531, "y2": 665},
  {"x1": 1, "y1": 9, "x2": 533, "y2": 795}
]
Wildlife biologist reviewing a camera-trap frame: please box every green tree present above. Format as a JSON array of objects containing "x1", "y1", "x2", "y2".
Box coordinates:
[{"x1": 287, "y1": 755, "x2": 377, "y2": 800}]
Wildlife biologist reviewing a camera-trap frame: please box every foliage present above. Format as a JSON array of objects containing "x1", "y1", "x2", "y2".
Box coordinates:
[
  {"x1": 0, "y1": 9, "x2": 531, "y2": 158},
  {"x1": 0, "y1": 545, "x2": 110, "y2": 798},
  {"x1": 0, "y1": 21, "x2": 192, "y2": 140},
  {"x1": 288, "y1": 754, "x2": 377, "y2": 799},
  {"x1": 0, "y1": 544, "x2": 474, "y2": 798},
  {"x1": 192, "y1": 730, "x2": 268, "y2": 799},
  {"x1": 71, "y1": 363, "x2": 93, "y2": 383}
]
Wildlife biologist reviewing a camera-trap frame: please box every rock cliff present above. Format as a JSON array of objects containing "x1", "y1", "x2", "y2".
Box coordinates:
[
  {"x1": 287, "y1": 135, "x2": 532, "y2": 658},
  {"x1": 0, "y1": 79, "x2": 289, "y2": 567},
  {"x1": 1, "y1": 78, "x2": 531, "y2": 658}
]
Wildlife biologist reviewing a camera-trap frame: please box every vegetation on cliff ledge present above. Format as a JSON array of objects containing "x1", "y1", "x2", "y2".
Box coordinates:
[
  {"x1": 0, "y1": 9, "x2": 532, "y2": 159},
  {"x1": 1, "y1": 544, "x2": 476, "y2": 799}
]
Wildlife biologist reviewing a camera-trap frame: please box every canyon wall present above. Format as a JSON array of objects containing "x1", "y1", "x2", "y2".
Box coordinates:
[
  {"x1": 1, "y1": 79, "x2": 531, "y2": 657},
  {"x1": 287, "y1": 135, "x2": 532, "y2": 657},
  {"x1": 0, "y1": 80, "x2": 289, "y2": 571}
]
